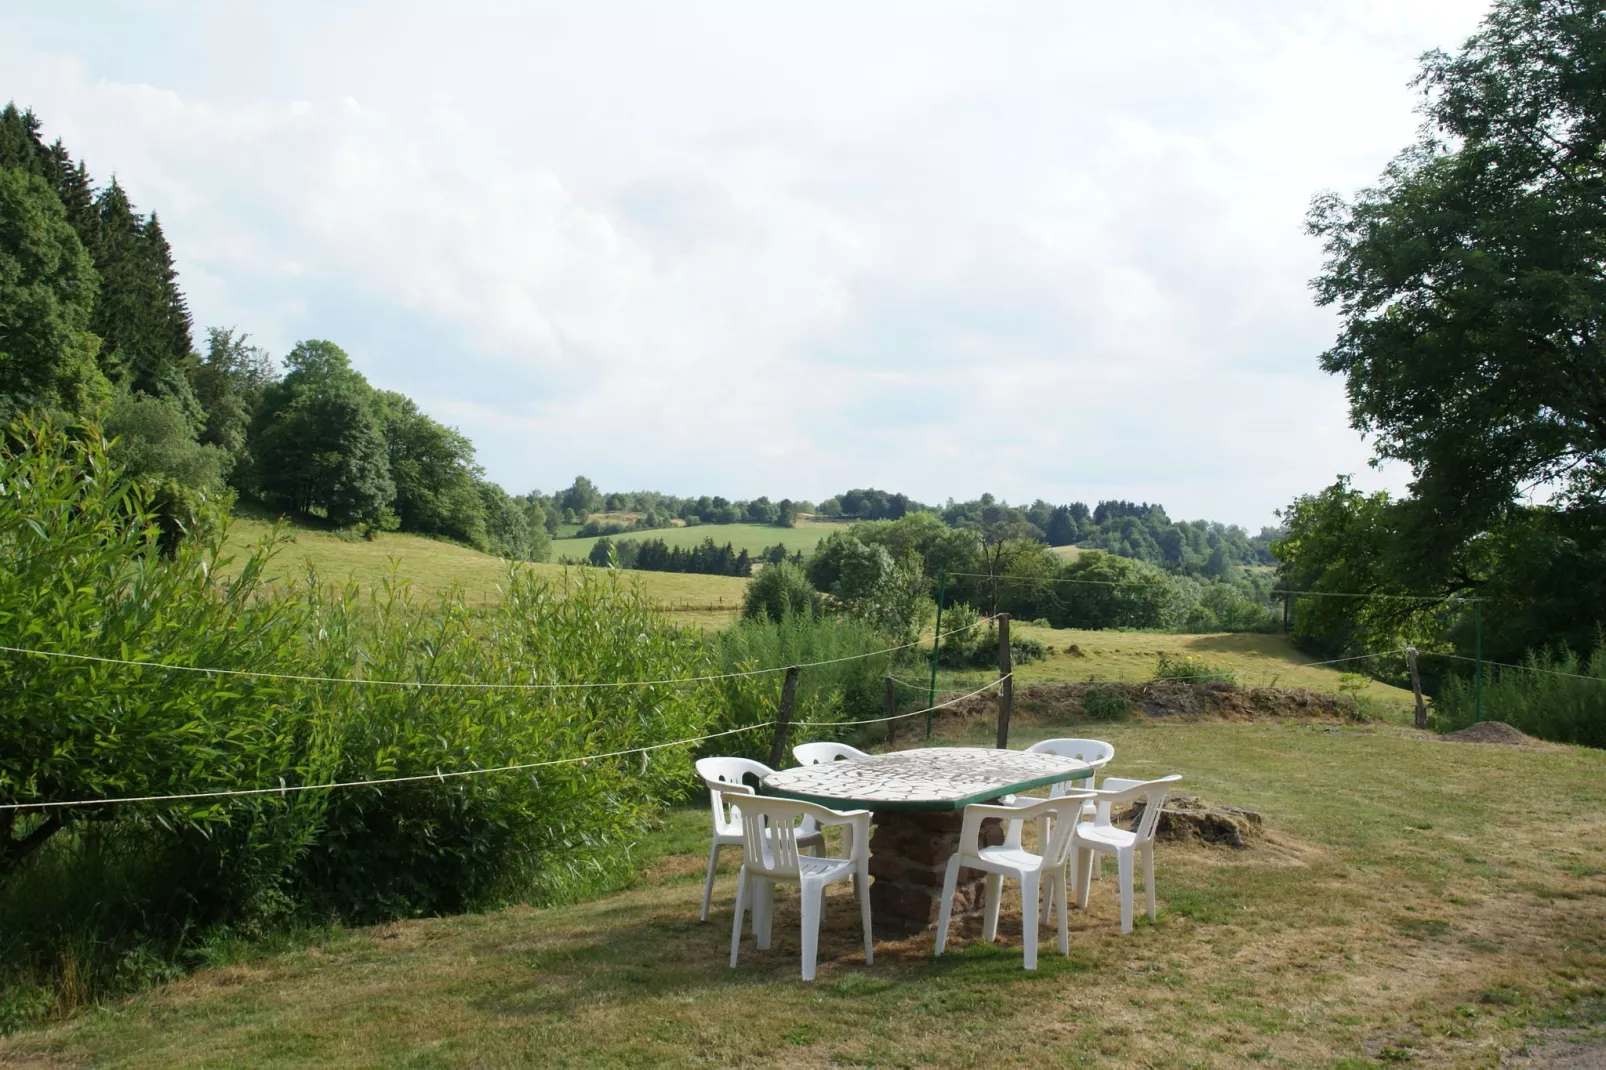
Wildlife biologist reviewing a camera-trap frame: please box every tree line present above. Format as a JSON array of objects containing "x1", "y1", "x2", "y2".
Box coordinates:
[{"x1": 0, "y1": 103, "x2": 550, "y2": 560}]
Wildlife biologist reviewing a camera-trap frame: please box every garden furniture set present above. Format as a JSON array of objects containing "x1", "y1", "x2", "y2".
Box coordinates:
[{"x1": 696, "y1": 738, "x2": 1180, "y2": 980}]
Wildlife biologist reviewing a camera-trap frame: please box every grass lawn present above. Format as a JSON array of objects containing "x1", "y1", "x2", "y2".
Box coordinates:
[
  {"x1": 553, "y1": 520, "x2": 850, "y2": 564},
  {"x1": 219, "y1": 517, "x2": 749, "y2": 626},
  {"x1": 6, "y1": 708, "x2": 1603, "y2": 1068}
]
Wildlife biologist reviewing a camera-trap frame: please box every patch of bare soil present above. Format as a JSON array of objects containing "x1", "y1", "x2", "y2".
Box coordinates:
[
  {"x1": 943, "y1": 680, "x2": 1360, "y2": 725},
  {"x1": 1504, "y1": 1031, "x2": 1606, "y2": 1067},
  {"x1": 1440, "y1": 721, "x2": 1543, "y2": 746}
]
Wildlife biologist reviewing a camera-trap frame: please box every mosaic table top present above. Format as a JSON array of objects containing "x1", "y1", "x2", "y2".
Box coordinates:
[{"x1": 759, "y1": 747, "x2": 1094, "y2": 813}]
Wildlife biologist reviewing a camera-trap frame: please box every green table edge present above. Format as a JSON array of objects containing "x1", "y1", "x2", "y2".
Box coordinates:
[{"x1": 758, "y1": 763, "x2": 1094, "y2": 813}]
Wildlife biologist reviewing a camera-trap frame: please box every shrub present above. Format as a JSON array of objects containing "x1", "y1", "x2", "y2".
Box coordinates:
[
  {"x1": 711, "y1": 612, "x2": 896, "y2": 759},
  {"x1": 1434, "y1": 644, "x2": 1606, "y2": 747},
  {"x1": 1081, "y1": 686, "x2": 1133, "y2": 721},
  {"x1": 742, "y1": 561, "x2": 821, "y2": 623},
  {"x1": 1154, "y1": 652, "x2": 1237, "y2": 684},
  {"x1": 0, "y1": 415, "x2": 726, "y2": 1016}
]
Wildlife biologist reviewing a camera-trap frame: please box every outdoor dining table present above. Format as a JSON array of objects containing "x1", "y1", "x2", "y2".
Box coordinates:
[{"x1": 759, "y1": 747, "x2": 1093, "y2": 932}]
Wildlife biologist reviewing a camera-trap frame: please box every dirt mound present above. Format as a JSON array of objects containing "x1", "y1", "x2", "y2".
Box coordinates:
[
  {"x1": 940, "y1": 680, "x2": 1361, "y2": 725},
  {"x1": 1439, "y1": 721, "x2": 1540, "y2": 746},
  {"x1": 1120, "y1": 794, "x2": 1265, "y2": 848}
]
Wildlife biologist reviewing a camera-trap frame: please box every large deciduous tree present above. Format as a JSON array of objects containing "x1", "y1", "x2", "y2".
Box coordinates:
[
  {"x1": 252, "y1": 340, "x2": 395, "y2": 527},
  {"x1": 1309, "y1": 0, "x2": 1606, "y2": 542},
  {"x1": 1292, "y1": 0, "x2": 1606, "y2": 662}
]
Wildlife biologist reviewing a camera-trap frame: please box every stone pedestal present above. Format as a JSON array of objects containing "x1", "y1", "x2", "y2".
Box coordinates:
[{"x1": 868, "y1": 810, "x2": 1003, "y2": 931}]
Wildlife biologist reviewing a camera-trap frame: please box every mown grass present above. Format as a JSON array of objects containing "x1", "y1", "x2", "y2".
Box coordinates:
[
  {"x1": 220, "y1": 517, "x2": 749, "y2": 626},
  {"x1": 5, "y1": 712, "x2": 1603, "y2": 1068},
  {"x1": 553, "y1": 519, "x2": 850, "y2": 563}
]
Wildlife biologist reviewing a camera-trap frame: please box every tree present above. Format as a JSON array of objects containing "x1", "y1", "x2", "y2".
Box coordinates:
[
  {"x1": 742, "y1": 561, "x2": 820, "y2": 622},
  {"x1": 560, "y1": 476, "x2": 603, "y2": 516},
  {"x1": 90, "y1": 182, "x2": 198, "y2": 419},
  {"x1": 1045, "y1": 505, "x2": 1078, "y2": 546},
  {"x1": 1309, "y1": 0, "x2": 1606, "y2": 547},
  {"x1": 188, "y1": 326, "x2": 276, "y2": 478},
  {"x1": 251, "y1": 341, "x2": 394, "y2": 527},
  {"x1": 104, "y1": 390, "x2": 231, "y2": 551},
  {"x1": 376, "y1": 391, "x2": 486, "y2": 547},
  {"x1": 0, "y1": 167, "x2": 106, "y2": 419}
]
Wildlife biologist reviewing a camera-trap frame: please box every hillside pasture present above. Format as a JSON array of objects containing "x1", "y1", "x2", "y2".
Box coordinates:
[
  {"x1": 220, "y1": 517, "x2": 748, "y2": 625},
  {"x1": 6, "y1": 714, "x2": 1602, "y2": 1067},
  {"x1": 554, "y1": 519, "x2": 850, "y2": 563}
]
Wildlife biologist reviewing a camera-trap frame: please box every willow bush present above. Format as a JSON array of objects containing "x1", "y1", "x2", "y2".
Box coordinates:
[
  {"x1": 0, "y1": 417, "x2": 723, "y2": 1020},
  {"x1": 1434, "y1": 645, "x2": 1606, "y2": 748},
  {"x1": 710, "y1": 610, "x2": 897, "y2": 760}
]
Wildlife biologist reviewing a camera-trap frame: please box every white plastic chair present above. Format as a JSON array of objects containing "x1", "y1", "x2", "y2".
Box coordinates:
[
  {"x1": 695, "y1": 757, "x2": 823, "y2": 923},
  {"x1": 1071, "y1": 774, "x2": 1182, "y2": 934},
  {"x1": 1022, "y1": 737, "x2": 1116, "y2": 915},
  {"x1": 792, "y1": 741, "x2": 870, "y2": 765},
  {"x1": 933, "y1": 793, "x2": 1094, "y2": 970},
  {"x1": 728, "y1": 796, "x2": 873, "y2": 981}
]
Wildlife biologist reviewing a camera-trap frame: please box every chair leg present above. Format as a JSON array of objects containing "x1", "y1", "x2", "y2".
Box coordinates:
[
  {"x1": 982, "y1": 873, "x2": 1004, "y2": 943},
  {"x1": 934, "y1": 855, "x2": 961, "y2": 956},
  {"x1": 1143, "y1": 845, "x2": 1157, "y2": 921},
  {"x1": 858, "y1": 862, "x2": 874, "y2": 965},
  {"x1": 700, "y1": 841, "x2": 721, "y2": 922},
  {"x1": 1055, "y1": 873, "x2": 1070, "y2": 956},
  {"x1": 1020, "y1": 872, "x2": 1040, "y2": 970},
  {"x1": 800, "y1": 882, "x2": 823, "y2": 982},
  {"x1": 1075, "y1": 847, "x2": 1095, "y2": 910},
  {"x1": 729, "y1": 867, "x2": 747, "y2": 967},
  {"x1": 1117, "y1": 850, "x2": 1134, "y2": 934},
  {"x1": 755, "y1": 877, "x2": 774, "y2": 950}
]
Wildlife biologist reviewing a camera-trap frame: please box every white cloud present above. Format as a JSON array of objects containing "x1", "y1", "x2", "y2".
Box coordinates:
[{"x1": 2, "y1": 0, "x2": 1489, "y2": 523}]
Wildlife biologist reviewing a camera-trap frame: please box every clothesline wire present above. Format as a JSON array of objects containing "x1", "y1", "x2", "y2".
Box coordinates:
[
  {"x1": 0, "y1": 616, "x2": 998, "y2": 692},
  {"x1": 2, "y1": 674, "x2": 1017, "y2": 812}
]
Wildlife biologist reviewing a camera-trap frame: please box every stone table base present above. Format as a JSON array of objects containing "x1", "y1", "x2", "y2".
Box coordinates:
[{"x1": 868, "y1": 809, "x2": 1003, "y2": 931}]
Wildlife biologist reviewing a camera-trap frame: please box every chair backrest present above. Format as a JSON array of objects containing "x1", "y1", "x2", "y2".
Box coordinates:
[
  {"x1": 989, "y1": 795, "x2": 1091, "y2": 865},
  {"x1": 792, "y1": 741, "x2": 870, "y2": 766},
  {"x1": 1091, "y1": 774, "x2": 1182, "y2": 843},
  {"x1": 1024, "y1": 738, "x2": 1114, "y2": 796},
  {"x1": 732, "y1": 796, "x2": 862, "y2": 879},
  {"x1": 696, "y1": 756, "x2": 774, "y2": 836}
]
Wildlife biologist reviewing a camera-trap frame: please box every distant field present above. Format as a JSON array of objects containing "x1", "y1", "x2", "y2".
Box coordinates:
[
  {"x1": 554, "y1": 519, "x2": 849, "y2": 563},
  {"x1": 1047, "y1": 544, "x2": 1081, "y2": 561},
  {"x1": 927, "y1": 622, "x2": 1417, "y2": 718},
  {"x1": 219, "y1": 517, "x2": 748, "y2": 626}
]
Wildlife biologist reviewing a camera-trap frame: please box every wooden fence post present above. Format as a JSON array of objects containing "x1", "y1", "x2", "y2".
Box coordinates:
[
  {"x1": 995, "y1": 614, "x2": 1013, "y2": 749},
  {"x1": 768, "y1": 666, "x2": 801, "y2": 768},
  {"x1": 884, "y1": 675, "x2": 897, "y2": 747},
  {"x1": 1407, "y1": 647, "x2": 1427, "y2": 731}
]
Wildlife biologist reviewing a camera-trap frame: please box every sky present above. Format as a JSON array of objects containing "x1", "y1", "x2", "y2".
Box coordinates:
[{"x1": 2, "y1": 1, "x2": 1493, "y2": 527}]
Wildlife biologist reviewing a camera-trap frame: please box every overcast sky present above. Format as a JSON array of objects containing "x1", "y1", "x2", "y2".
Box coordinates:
[{"x1": 3, "y1": 1, "x2": 1492, "y2": 526}]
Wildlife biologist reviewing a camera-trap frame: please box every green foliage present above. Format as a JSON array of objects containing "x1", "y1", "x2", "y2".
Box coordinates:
[
  {"x1": 1080, "y1": 686, "x2": 1132, "y2": 722},
  {"x1": 1154, "y1": 653, "x2": 1237, "y2": 685},
  {"x1": 808, "y1": 533, "x2": 933, "y2": 640},
  {"x1": 251, "y1": 341, "x2": 395, "y2": 528},
  {"x1": 0, "y1": 418, "x2": 724, "y2": 1008},
  {"x1": 1435, "y1": 645, "x2": 1606, "y2": 748},
  {"x1": 478, "y1": 481, "x2": 548, "y2": 562},
  {"x1": 375, "y1": 391, "x2": 485, "y2": 548},
  {"x1": 188, "y1": 327, "x2": 275, "y2": 479},
  {"x1": 0, "y1": 167, "x2": 106, "y2": 419},
  {"x1": 742, "y1": 561, "x2": 821, "y2": 623},
  {"x1": 711, "y1": 613, "x2": 894, "y2": 758}
]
